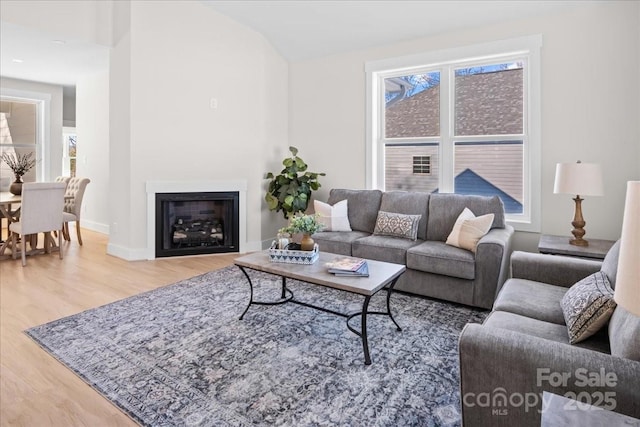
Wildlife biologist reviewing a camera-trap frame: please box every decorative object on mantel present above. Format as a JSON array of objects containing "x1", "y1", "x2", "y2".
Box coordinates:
[
  {"x1": 553, "y1": 160, "x2": 604, "y2": 246},
  {"x1": 614, "y1": 181, "x2": 640, "y2": 316},
  {"x1": 1, "y1": 152, "x2": 36, "y2": 195},
  {"x1": 278, "y1": 213, "x2": 324, "y2": 251},
  {"x1": 265, "y1": 146, "x2": 325, "y2": 219}
]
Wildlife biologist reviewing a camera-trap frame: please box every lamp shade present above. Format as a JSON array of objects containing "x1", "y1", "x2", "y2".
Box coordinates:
[
  {"x1": 614, "y1": 181, "x2": 640, "y2": 316},
  {"x1": 554, "y1": 162, "x2": 604, "y2": 196}
]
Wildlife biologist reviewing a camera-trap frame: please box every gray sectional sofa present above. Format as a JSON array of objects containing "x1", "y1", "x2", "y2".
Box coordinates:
[
  {"x1": 459, "y1": 242, "x2": 640, "y2": 426},
  {"x1": 312, "y1": 189, "x2": 515, "y2": 309}
]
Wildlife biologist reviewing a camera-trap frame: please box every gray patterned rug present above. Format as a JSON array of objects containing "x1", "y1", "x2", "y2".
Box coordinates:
[{"x1": 26, "y1": 265, "x2": 486, "y2": 426}]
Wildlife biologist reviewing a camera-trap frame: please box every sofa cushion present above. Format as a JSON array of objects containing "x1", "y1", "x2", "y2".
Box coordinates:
[
  {"x1": 445, "y1": 207, "x2": 494, "y2": 253},
  {"x1": 561, "y1": 272, "x2": 616, "y2": 344},
  {"x1": 600, "y1": 239, "x2": 621, "y2": 289},
  {"x1": 379, "y1": 191, "x2": 430, "y2": 240},
  {"x1": 493, "y1": 278, "x2": 568, "y2": 325},
  {"x1": 608, "y1": 306, "x2": 640, "y2": 361},
  {"x1": 314, "y1": 199, "x2": 352, "y2": 232},
  {"x1": 406, "y1": 241, "x2": 475, "y2": 280},
  {"x1": 351, "y1": 235, "x2": 422, "y2": 265},
  {"x1": 426, "y1": 194, "x2": 505, "y2": 242},
  {"x1": 312, "y1": 231, "x2": 370, "y2": 256},
  {"x1": 327, "y1": 189, "x2": 382, "y2": 233},
  {"x1": 483, "y1": 311, "x2": 611, "y2": 354},
  {"x1": 373, "y1": 211, "x2": 421, "y2": 241}
]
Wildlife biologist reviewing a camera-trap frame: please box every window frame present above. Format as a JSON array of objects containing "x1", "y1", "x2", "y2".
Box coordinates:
[{"x1": 365, "y1": 35, "x2": 542, "y2": 232}]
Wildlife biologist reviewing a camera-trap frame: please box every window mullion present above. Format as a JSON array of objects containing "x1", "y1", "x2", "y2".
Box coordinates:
[{"x1": 439, "y1": 66, "x2": 454, "y2": 193}]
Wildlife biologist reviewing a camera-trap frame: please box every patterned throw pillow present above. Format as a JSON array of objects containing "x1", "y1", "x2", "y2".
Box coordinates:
[
  {"x1": 373, "y1": 211, "x2": 422, "y2": 241},
  {"x1": 314, "y1": 199, "x2": 352, "y2": 232},
  {"x1": 561, "y1": 271, "x2": 617, "y2": 344},
  {"x1": 445, "y1": 207, "x2": 494, "y2": 253}
]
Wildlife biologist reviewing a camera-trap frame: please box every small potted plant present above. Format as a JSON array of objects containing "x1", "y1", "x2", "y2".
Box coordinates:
[
  {"x1": 279, "y1": 213, "x2": 324, "y2": 251},
  {"x1": 1, "y1": 152, "x2": 36, "y2": 195}
]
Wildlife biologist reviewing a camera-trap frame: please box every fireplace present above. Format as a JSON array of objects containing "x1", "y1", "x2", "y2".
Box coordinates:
[{"x1": 155, "y1": 192, "x2": 239, "y2": 257}]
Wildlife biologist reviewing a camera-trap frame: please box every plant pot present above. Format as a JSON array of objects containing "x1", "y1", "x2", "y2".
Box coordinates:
[
  {"x1": 300, "y1": 233, "x2": 315, "y2": 251},
  {"x1": 9, "y1": 176, "x2": 23, "y2": 195}
]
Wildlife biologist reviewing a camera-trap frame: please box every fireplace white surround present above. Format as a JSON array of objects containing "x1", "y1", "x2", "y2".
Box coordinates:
[{"x1": 146, "y1": 180, "x2": 248, "y2": 260}]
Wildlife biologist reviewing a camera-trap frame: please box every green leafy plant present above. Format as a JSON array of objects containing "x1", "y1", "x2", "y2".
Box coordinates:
[
  {"x1": 265, "y1": 146, "x2": 325, "y2": 219},
  {"x1": 279, "y1": 213, "x2": 324, "y2": 235},
  {"x1": 1, "y1": 152, "x2": 36, "y2": 178}
]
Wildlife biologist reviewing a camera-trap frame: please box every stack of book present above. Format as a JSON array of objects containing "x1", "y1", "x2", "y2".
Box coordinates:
[{"x1": 326, "y1": 257, "x2": 369, "y2": 277}]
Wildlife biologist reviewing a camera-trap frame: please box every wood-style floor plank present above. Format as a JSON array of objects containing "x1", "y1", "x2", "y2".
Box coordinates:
[{"x1": 0, "y1": 229, "x2": 238, "y2": 426}]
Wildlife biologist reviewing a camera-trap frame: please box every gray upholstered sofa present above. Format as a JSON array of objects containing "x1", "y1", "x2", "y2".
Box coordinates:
[
  {"x1": 459, "y1": 242, "x2": 640, "y2": 426},
  {"x1": 312, "y1": 189, "x2": 514, "y2": 309}
]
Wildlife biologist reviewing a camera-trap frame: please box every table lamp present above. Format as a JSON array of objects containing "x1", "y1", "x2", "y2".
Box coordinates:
[
  {"x1": 614, "y1": 181, "x2": 640, "y2": 317},
  {"x1": 553, "y1": 160, "x2": 604, "y2": 246}
]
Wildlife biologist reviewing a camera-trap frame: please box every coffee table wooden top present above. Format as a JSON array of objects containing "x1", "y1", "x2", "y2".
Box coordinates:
[{"x1": 234, "y1": 251, "x2": 406, "y2": 296}]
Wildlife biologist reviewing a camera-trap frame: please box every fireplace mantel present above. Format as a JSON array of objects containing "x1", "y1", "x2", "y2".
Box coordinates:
[{"x1": 146, "y1": 180, "x2": 247, "y2": 259}]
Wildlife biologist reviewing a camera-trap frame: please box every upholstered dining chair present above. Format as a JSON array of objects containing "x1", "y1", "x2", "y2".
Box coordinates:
[
  {"x1": 62, "y1": 177, "x2": 90, "y2": 245},
  {"x1": 55, "y1": 176, "x2": 71, "y2": 188},
  {"x1": 9, "y1": 182, "x2": 66, "y2": 266}
]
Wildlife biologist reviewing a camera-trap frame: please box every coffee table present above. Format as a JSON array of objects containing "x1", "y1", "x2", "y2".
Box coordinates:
[{"x1": 234, "y1": 251, "x2": 406, "y2": 365}]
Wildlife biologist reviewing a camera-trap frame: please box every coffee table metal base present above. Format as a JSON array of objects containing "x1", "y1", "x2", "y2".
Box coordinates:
[{"x1": 237, "y1": 265, "x2": 402, "y2": 365}]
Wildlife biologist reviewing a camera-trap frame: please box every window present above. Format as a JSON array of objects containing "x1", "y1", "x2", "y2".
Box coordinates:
[
  {"x1": 366, "y1": 36, "x2": 542, "y2": 231},
  {"x1": 412, "y1": 155, "x2": 431, "y2": 175},
  {"x1": 0, "y1": 100, "x2": 38, "y2": 191},
  {"x1": 62, "y1": 127, "x2": 77, "y2": 177}
]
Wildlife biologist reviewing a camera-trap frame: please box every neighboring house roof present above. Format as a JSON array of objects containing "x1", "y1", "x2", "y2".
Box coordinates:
[
  {"x1": 385, "y1": 68, "x2": 522, "y2": 138},
  {"x1": 434, "y1": 168, "x2": 523, "y2": 214}
]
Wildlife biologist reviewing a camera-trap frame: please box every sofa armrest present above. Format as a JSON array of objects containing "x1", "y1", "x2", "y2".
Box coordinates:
[
  {"x1": 459, "y1": 323, "x2": 640, "y2": 427},
  {"x1": 473, "y1": 225, "x2": 514, "y2": 309},
  {"x1": 510, "y1": 251, "x2": 602, "y2": 287}
]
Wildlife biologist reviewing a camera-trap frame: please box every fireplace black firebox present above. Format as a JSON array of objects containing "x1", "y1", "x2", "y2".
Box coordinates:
[{"x1": 155, "y1": 192, "x2": 239, "y2": 257}]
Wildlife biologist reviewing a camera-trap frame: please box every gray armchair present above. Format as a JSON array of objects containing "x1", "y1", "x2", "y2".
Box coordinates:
[{"x1": 459, "y1": 243, "x2": 640, "y2": 426}]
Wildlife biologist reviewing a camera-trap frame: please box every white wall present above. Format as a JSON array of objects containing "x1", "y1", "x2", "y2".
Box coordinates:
[
  {"x1": 289, "y1": 1, "x2": 640, "y2": 252},
  {"x1": 0, "y1": 77, "x2": 64, "y2": 183},
  {"x1": 108, "y1": 0, "x2": 288, "y2": 259},
  {"x1": 76, "y1": 71, "x2": 109, "y2": 234}
]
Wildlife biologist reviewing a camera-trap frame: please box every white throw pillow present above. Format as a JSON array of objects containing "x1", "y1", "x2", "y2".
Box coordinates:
[
  {"x1": 446, "y1": 207, "x2": 494, "y2": 252},
  {"x1": 314, "y1": 199, "x2": 352, "y2": 232}
]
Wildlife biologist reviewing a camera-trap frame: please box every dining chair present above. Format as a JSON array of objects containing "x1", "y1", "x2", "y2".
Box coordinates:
[
  {"x1": 62, "y1": 177, "x2": 90, "y2": 245},
  {"x1": 9, "y1": 182, "x2": 66, "y2": 266},
  {"x1": 55, "y1": 176, "x2": 71, "y2": 188}
]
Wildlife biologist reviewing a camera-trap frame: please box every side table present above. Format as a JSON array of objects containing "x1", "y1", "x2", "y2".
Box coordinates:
[{"x1": 538, "y1": 234, "x2": 615, "y2": 260}]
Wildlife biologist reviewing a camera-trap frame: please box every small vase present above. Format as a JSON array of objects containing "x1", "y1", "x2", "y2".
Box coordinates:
[
  {"x1": 300, "y1": 233, "x2": 315, "y2": 251},
  {"x1": 9, "y1": 176, "x2": 23, "y2": 195}
]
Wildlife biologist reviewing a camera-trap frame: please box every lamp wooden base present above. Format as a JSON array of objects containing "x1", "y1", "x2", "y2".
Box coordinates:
[{"x1": 570, "y1": 196, "x2": 588, "y2": 246}]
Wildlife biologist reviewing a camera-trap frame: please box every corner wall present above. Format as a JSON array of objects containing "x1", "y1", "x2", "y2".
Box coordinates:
[{"x1": 108, "y1": 0, "x2": 288, "y2": 259}]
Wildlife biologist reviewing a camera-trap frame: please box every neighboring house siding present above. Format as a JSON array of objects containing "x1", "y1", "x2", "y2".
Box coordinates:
[
  {"x1": 455, "y1": 142, "x2": 523, "y2": 203},
  {"x1": 385, "y1": 145, "x2": 439, "y2": 192}
]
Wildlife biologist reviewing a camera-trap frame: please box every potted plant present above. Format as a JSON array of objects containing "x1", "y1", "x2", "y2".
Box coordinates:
[
  {"x1": 279, "y1": 213, "x2": 324, "y2": 251},
  {"x1": 1, "y1": 152, "x2": 36, "y2": 195},
  {"x1": 265, "y1": 146, "x2": 325, "y2": 219}
]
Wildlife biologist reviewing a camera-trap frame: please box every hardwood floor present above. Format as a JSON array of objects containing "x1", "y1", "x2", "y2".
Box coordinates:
[{"x1": 0, "y1": 229, "x2": 238, "y2": 426}]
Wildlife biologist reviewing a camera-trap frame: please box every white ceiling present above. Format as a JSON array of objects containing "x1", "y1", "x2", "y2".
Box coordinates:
[
  {"x1": 0, "y1": 0, "x2": 583, "y2": 88},
  {"x1": 204, "y1": 0, "x2": 582, "y2": 61}
]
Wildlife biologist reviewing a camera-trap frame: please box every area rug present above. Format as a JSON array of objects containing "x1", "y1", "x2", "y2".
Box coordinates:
[{"x1": 26, "y1": 265, "x2": 487, "y2": 426}]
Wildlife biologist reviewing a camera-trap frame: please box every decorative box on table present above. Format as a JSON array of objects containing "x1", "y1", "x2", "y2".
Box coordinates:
[{"x1": 268, "y1": 243, "x2": 319, "y2": 264}]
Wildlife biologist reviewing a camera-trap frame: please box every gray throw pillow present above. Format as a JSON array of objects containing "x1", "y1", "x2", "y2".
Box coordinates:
[
  {"x1": 561, "y1": 271, "x2": 616, "y2": 344},
  {"x1": 373, "y1": 210, "x2": 421, "y2": 241}
]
